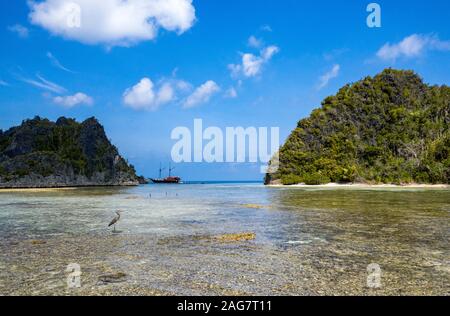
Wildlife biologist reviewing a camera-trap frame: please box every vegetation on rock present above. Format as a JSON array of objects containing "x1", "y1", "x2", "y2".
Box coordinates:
[
  {"x1": 265, "y1": 69, "x2": 450, "y2": 185},
  {"x1": 0, "y1": 116, "x2": 139, "y2": 187}
]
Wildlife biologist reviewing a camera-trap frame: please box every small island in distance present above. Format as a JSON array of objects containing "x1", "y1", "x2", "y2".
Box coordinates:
[
  {"x1": 0, "y1": 116, "x2": 145, "y2": 188},
  {"x1": 266, "y1": 69, "x2": 449, "y2": 186}
]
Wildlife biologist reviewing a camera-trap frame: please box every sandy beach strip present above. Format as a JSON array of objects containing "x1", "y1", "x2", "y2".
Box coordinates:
[
  {"x1": 267, "y1": 183, "x2": 450, "y2": 189},
  {"x1": 0, "y1": 187, "x2": 79, "y2": 193}
]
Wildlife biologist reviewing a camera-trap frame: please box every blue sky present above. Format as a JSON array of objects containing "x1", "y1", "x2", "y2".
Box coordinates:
[{"x1": 1, "y1": 0, "x2": 449, "y2": 181}]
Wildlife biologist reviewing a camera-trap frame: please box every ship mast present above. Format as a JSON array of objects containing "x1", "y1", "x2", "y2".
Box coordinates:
[
  {"x1": 159, "y1": 163, "x2": 166, "y2": 179},
  {"x1": 169, "y1": 163, "x2": 175, "y2": 177}
]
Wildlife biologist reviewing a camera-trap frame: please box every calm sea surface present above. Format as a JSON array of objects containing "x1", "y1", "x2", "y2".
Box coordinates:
[{"x1": 0, "y1": 183, "x2": 449, "y2": 295}]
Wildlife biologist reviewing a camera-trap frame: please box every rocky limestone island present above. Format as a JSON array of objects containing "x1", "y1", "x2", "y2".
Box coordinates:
[
  {"x1": 0, "y1": 116, "x2": 143, "y2": 188},
  {"x1": 266, "y1": 69, "x2": 450, "y2": 185}
]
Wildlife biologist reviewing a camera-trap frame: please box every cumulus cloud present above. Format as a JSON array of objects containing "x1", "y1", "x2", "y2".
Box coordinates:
[
  {"x1": 123, "y1": 77, "x2": 186, "y2": 111},
  {"x1": 317, "y1": 64, "x2": 340, "y2": 90},
  {"x1": 241, "y1": 54, "x2": 264, "y2": 77},
  {"x1": 229, "y1": 45, "x2": 280, "y2": 78},
  {"x1": 53, "y1": 92, "x2": 93, "y2": 108},
  {"x1": 156, "y1": 82, "x2": 175, "y2": 105},
  {"x1": 8, "y1": 24, "x2": 29, "y2": 38},
  {"x1": 377, "y1": 34, "x2": 450, "y2": 61},
  {"x1": 19, "y1": 74, "x2": 67, "y2": 94},
  {"x1": 183, "y1": 80, "x2": 220, "y2": 108},
  {"x1": 28, "y1": 0, "x2": 196, "y2": 47}
]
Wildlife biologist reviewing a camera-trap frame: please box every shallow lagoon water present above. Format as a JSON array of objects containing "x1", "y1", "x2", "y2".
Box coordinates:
[{"x1": 0, "y1": 183, "x2": 449, "y2": 295}]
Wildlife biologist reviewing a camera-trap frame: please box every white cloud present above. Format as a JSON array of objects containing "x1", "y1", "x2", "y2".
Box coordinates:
[
  {"x1": 19, "y1": 74, "x2": 67, "y2": 94},
  {"x1": 377, "y1": 34, "x2": 450, "y2": 61},
  {"x1": 224, "y1": 87, "x2": 237, "y2": 98},
  {"x1": 123, "y1": 77, "x2": 184, "y2": 111},
  {"x1": 0, "y1": 80, "x2": 9, "y2": 87},
  {"x1": 47, "y1": 52, "x2": 75, "y2": 73},
  {"x1": 229, "y1": 45, "x2": 280, "y2": 78},
  {"x1": 241, "y1": 53, "x2": 265, "y2": 77},
  {"x1": 53, "y1": 92, "x2": 93, "y2": 108},
  {"x1": 248, "y1": 35, "x2": 263, "y2": 48},
  {"x1": 261, "y1": 45, "x2": 279, "y2": 60},
  {"x1": 228, "y1": 64, "x2": 242, "y2": 79},
  {"x1": 175, "y1": 79, "x2": 192, "y2": 92},
  {"x1": 28, "y1": 0, "x2": 196, "y2": 47},
  {"x1": 183, "y1": 80, "x2": 220, "y2": 108},
  {"x1": 317, "y1": 64, "x2": 340, "y2": 90},
  {"x1": 156, "y1": 82, "x2": 175, "y2": 105},
  {"x1": 8, "y1": 24, "x2": 29, "y2": 38},
  {"x1": 123, "y1": 78, "x2": 156, "y2": 110}
]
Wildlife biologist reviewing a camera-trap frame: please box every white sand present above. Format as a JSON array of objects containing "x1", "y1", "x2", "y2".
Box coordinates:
[
  {"x1": 0, "y1": 187, "x2": 78, "y2": 193},
  {"x1": 268, "y1": 183, "x2": 449, "y2": 189}
]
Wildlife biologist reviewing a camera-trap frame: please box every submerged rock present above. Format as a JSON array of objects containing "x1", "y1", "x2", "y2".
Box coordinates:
[
  {"x1": 98, "y1": 272, "x2": 127, "y2": 284},
  {"x1": 242, "y1": 204, "x2": 266, "y2": 209},
  {"x1": 30, "y1": 240, "x2": 46, "y2": 245},
  {"x1": 215, "y1": 233, "x2": 256, "y2": 242}
]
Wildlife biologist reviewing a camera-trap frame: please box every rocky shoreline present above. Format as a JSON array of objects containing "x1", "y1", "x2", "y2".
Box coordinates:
[
  {"x1": 0, "y1": 172, "x2": 140, "y2": 189},
  {"x1": 0, "y1": 184, "x2": 139, "y2": 190}
]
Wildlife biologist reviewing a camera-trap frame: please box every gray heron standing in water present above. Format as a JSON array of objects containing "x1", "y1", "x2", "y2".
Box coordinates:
[{"x1": 108, "y1": 210, "x2": 122, "y2": 233}]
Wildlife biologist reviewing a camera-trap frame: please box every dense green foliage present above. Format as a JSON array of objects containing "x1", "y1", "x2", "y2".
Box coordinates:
[
  {"x1": 266, "y1": 69, "x2": 450, "y2": 185},
  {"x1": 0, "y1": 116, "x2": 137, "y2": 181}
]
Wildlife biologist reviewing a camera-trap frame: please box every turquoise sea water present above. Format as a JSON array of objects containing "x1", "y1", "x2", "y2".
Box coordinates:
[
  {"x1": 0, "y1": 183, "x2": 449, "y2": 295},
  {"x1": 0, "y1": 183, "x2": 448, "y2": 240}
]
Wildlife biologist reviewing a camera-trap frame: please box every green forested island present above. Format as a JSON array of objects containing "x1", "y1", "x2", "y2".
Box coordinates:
[
  {"x1": 0, "y1": 117, "x2": 141, "y2": 188},
  {"x1": 266, "y1": 69, "x2": 450, "y2": 185}
]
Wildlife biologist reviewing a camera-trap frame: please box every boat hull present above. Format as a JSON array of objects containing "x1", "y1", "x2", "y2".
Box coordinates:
[{"x1": 151, "y1": 177, "x2": 181, "y2": 184}]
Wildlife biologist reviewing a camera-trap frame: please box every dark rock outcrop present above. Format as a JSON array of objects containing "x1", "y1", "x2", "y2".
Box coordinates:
[{"x1": 0, "y1": 116, "x2": 140, "y2": 188}]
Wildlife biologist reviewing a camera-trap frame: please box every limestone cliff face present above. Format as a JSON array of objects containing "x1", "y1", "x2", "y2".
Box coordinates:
[{"x1": 0, "y1": 117, "x2": 140, "y2": 188}]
